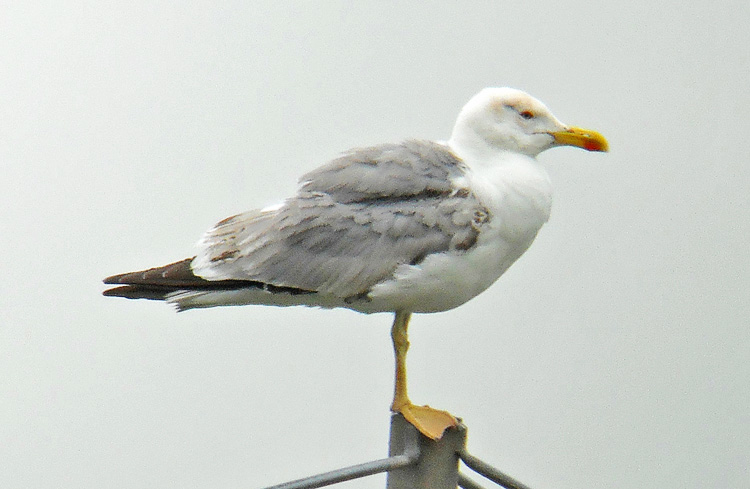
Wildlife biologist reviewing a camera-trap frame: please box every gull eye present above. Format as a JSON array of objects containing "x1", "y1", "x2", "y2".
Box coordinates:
[{"x1": 519, "y1": 110, "x2": 534, "y2": 120}]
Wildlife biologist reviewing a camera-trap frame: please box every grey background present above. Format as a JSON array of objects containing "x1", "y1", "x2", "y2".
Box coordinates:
[{"x1": 2, "y1": 2, "x2": 748, "y2": 488}]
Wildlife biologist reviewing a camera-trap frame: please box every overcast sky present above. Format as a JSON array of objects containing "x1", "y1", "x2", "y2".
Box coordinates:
[{"x1": 1, "y1": 2, "x2": 748, "y2": 488}]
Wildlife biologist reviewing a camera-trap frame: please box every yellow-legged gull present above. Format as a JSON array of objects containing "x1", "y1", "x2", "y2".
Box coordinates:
[{"x1": 104, "y1": 87, "x2": 608, "y2": 439}]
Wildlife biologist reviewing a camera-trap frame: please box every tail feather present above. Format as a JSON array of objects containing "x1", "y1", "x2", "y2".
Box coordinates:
[{"x1": 102, "y1": 285, "x2": 176, "y2": 300}]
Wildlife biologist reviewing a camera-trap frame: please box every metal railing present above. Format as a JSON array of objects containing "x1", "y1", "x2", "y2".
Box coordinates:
[{"x1": 262, "y1": 414, "x2": 536, "y2": 489}]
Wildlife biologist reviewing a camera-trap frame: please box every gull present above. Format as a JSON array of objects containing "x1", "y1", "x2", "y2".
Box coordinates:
[{"x1": 104, "y1": 88, "x2": 608, "y2": 440}]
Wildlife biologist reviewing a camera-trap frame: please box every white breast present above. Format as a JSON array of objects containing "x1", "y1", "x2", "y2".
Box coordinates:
[{"x1": 364, "y1": 152, "x2": 553, "y2": 314}]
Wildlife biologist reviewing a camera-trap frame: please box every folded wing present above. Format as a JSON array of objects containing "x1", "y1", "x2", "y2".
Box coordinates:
[{"x1": 191, "y1": 140, "x2": 489, "y2": 300}]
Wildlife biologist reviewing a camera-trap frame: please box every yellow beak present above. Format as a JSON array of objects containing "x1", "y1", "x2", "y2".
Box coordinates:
[{"x1": 552, "y1": 126, "x2": 609, "y2": 152}]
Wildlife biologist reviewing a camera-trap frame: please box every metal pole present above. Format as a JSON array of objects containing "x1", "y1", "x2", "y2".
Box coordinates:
[
  {"x1": 261, "y1": 422, "x2": 419, "y2": 489},
  {"x1": 386, "y1": 414, "x2": 467, "y2": 489},
  {"x1": 459, "y1": 450, "x2": 535, "y2": 489}
]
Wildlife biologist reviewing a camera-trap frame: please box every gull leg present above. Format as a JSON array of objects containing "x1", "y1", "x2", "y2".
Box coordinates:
[{"x1": 390, "y1": 311, "x2": 458, "y2": 440}]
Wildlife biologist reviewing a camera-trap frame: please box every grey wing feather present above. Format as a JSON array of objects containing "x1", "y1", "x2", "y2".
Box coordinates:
[
  {"x1": 192, "y1": 140, "x2": 488, "y2": 298},
  {"x1": 300, "y1": 140, "x2": 467, "y2": 202}
]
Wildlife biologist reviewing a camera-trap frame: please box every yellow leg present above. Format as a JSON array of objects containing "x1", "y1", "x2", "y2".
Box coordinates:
[{"x1": 390, "y1": 311, "x2": 457, "y2": 440}]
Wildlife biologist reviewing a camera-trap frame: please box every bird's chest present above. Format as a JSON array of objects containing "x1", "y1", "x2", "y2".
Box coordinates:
[
  {"x1": 468, "y1": 161, "x2": 553, "y2": 245},
  {"x1": 366, "y1": 160, "x2": 553, "y2": 314}
]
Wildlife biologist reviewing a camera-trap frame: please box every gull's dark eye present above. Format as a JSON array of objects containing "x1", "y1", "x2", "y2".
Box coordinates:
[{"x1": 520, "y1": 111, "x2": 534, "y2": 120}]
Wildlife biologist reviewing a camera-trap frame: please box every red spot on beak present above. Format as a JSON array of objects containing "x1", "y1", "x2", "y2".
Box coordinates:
[{"x1": 585, "y1": 140, "x2": 600, "y2": 151}]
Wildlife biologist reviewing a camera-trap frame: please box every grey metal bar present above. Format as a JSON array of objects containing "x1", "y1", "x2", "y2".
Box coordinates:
[
  {"x1": 458, "y1": 472, "x2": 489, "y2": 489},
  {"x1": 459, "y1": 450, "x2": 535, "y2": 489},
  {"x1": 261, "y1": 415, "x2": 537, "y2": 489},
  {"x1": 261, "y1": 423, "x2": 419, "y2": 489}
]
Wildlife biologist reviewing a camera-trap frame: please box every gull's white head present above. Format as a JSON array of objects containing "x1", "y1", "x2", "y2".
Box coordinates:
[{"x1": 449, "y1": 87, "x2": 608, "y2": 158}]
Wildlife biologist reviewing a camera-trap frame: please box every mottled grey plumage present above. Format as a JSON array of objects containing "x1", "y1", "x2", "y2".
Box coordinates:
[
  {"x1": 300, "y1": 140, "x2": 466, "y2": 202},
  {"x1": 191, "y1": 140, "x2": 489, "y2": 299}
]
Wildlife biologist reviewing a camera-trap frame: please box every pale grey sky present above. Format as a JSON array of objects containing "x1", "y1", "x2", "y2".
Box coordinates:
[{"x1": 1, "y1": 2, "x2": 748, "y2": 488}]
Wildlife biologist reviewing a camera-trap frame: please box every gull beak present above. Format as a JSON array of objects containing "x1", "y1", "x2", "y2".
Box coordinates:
[{"x1": 552, "y1": 126, "x2": 609, "y2": 152}]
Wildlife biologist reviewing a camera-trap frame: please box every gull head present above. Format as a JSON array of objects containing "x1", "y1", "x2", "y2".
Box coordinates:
[{"x1": 449, "y1": 87, "x2": 608, "y2": 158}]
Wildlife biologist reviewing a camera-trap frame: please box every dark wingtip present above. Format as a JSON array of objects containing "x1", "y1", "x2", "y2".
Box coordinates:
[
  {"x1": 103, "y1": 273, "x2": 128, "y2": 285},
  {"x1": 102, "y1": 258, "x2": 198, "y2": 286},
  {"x1": 102, "y1": 258, "x2": 198, "y2": 301},
  {"x1": 102, "y1": 285, "x2": 172, "y2": 300},
  {"x1": 103, "y1": 257, "x2": 315, "y2": 304},
  {"x1": 102, "y1": 286, "x2": 124, "y2": 296}
]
